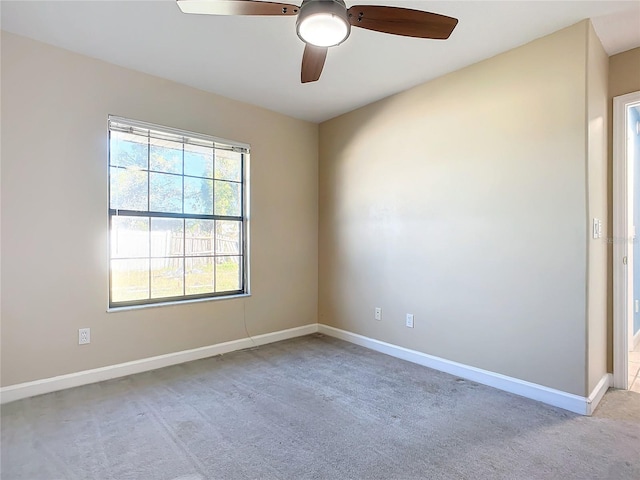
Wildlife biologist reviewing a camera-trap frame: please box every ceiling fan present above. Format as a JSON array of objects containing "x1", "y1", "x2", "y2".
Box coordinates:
[{"x1": 177, "y1": 0, "x2": 458, "y2": 83}]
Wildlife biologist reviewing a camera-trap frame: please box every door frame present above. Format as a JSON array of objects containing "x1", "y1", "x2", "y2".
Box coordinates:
[{"x1": 613, "y1": 90, "x2": 640, "y2": 389}]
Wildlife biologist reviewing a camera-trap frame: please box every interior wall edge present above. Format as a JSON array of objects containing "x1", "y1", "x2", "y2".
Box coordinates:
[
  {"x1": 585, "y1": 19, "x2": 610, "y2": 395},
  {"x1": 606, "y1": 46, "x2": 640, "y2": 371}
]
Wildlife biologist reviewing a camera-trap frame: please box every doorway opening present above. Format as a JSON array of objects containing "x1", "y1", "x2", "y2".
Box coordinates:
[{"x1": 613, "y1": 90, "x2": 640, "y2": 391}]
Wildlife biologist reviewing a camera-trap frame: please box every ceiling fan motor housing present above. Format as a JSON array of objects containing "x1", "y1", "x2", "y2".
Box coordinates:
[{"x1": 296, "y1": 0, "x2": 351, "y2": 47}]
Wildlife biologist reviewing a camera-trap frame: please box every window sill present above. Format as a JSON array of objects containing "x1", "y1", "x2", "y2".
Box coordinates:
[{"x1": 107, "y1": 293, "x2": 251, "y2": 313}]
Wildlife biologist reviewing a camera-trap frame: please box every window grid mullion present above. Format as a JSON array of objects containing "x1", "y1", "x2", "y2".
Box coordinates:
[
  {"x1": 147, "y1": 133, "x2": 151, "y2": 300},
  {"x1": 212, "y1": 147, "x2": 217, "y2": 293},
  {"x1": 109, "y1": 209, "x2": 241, "y2": 222},
  {"x1": 238, "y1": 153, "x2": 245, "y2": 290},
  {"x1": 183, "y1": 218, "x2": 186, "y2": 297},
  {"x1": 110, "y1": 164, "x2": 240, "y2": 183},
  {"x1": 213, "y1": 219, "x2": 217, "y2": 293},
  {"x1": 212, "y1": 146, "x2": 216, "y2": 218},
  {"x1": 182, "y1": 145, "x2": 186, "y2": 297}
]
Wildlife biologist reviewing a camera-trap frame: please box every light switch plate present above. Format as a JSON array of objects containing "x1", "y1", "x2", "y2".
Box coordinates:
[{"x1": 592, "y1": 218, "x2": 602, "y2": 239}]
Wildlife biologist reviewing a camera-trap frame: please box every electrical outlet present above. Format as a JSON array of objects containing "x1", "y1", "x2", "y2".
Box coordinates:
[
  {"x1": 375, "y1": 307, "x2": 382, "y2": 321},
  {"x1": 406, "y1": 314, "x2": 414, "y2": 328},
  {"x1": 79, "y1": 328, "x2": 90, "y2": 345}
]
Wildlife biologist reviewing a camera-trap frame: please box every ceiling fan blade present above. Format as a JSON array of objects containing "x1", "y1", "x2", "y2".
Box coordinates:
[
  {"x1": 301, "y1": 44, "x2": 328, "y2": 83},
  {"x1": 347, "y1": 5, "x2": 458, "y2": 39},
  {"x1": 177, "y1": 0, "x2": 300, "y2": 16}
]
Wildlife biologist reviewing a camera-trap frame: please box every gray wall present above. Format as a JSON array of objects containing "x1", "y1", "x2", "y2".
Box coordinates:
[
  {"x1": 1, "y1": 32, "x2": 319, "y2": 386},
  {"x1": 319, "y1": 21, "x2": 601, "y2": 396}
]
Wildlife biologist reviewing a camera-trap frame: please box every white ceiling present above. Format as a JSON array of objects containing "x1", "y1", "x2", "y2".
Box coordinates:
[{"x1": 2, "y1": 0, "x2": 639, "y2": 123}]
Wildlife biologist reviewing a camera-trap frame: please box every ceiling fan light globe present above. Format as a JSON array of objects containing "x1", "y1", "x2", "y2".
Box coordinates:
[
  {"x1": 298, "y1": 13, "x2": 349, "y2": 47},
  {"x1": 296, "y1": 0, "x2": 350, "y2": 48}
]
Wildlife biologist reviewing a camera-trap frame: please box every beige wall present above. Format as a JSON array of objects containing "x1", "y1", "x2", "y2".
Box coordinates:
[
  {"x1": 1, "y1": 22, "x2": 619, "y2": 396},
  {"x1": 609, "y1": 47, "x2": 640, "y2": 99},
  {"x1": 607, "y1": 47, "x2": 640, "y2": 371},
  {"x1": 586, "y1": 22, "x2": 609, "y2": 393},
  {"x1": 319, "y1": 22, "x2": 595, "y2": 396},
  {"x1": 0, "y1": 32, "x2": 318, "y2": 386}
]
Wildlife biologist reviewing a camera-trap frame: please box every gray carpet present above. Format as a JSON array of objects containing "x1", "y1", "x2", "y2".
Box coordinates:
[{"x1": 1, "y1": 334, "x2": 639, "y2": 480}]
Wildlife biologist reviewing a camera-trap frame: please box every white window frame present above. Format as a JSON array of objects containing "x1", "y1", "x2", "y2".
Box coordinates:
[{"x1": 107, "y1": 115, "x2": 250, "y2": 309}]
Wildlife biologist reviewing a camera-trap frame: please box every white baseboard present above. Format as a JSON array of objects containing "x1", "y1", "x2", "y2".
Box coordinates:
[
  {"x1": 318, "y1": 324, "x2": 609, "y2": 416},
  {"x1": 1, "y1": 322, "x2": 612, "y2": 416},
  {"x1": 0, "y1": 323, "x2": 318, "y2": 405},
  {"x1": 585, "y1": 372, "x2": 612, "y2": 416}
]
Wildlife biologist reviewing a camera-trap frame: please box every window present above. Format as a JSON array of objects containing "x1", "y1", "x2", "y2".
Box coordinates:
[{"x1": 108, "y1": 116, "x2": 248, "y2": 307}]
